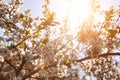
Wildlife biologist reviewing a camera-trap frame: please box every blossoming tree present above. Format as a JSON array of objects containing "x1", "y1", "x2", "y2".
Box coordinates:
[{"x1": 0, "y1": 0, "x2": 120, "y2": 80}]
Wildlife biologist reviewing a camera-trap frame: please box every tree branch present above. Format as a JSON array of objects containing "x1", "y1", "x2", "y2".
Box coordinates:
[
  {"x1": 22, "y1": 63, "x2": 57, "y2": 80},
  {"x1": 16, "y1": 57, "x2": 27, "y2": 76},
  {"x1": 22, "y1": 69, "x2": 40, "y2": 80},
  {"x1": 13, "y1": 29, "x2": 45, "y2": 48},
  {"x1": 76, "y1": 53, "x2": 120, "y2": 62},
  {"x1": 31, "y1": 40, "x2": 42, "y2": 54},
  {"x1": 4, "y1": 59, "x2": 17, "y2": 72},
  {"x1": 22, "y1": 52, "x2": 120, "y2": 80}
]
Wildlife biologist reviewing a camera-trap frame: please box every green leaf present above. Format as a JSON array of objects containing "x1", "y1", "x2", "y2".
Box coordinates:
[
  {"x1": 19, "y1": 13, "x2": 25, "y2": 19},
  {"x1": 42, "y1": 36, "x2": 49, "y2": 44},
  {"x1": 45, "y1": 12, "x2": 55, "y2": 25},
  {"x1": 109, "y1": 6, "x2": 114, "y2": 14},
  {"x1": 21, "y1": 41, "x2": 26, "y2": 48},
  {"x1": 46, "y1": 12, "x2": 51, "y2": 20},
  {"x1": 64, "y1": 59, "x2": 71, "y2": 68},
  {"x1": 33, "y1": 32, "x2": 40, "y2": 38},
  {"x1": 23, "y1": 30, "x2": 30, "y2": 37},
  {"x1": 19, "y1": 13, "x2": 26, "y2": 22}
]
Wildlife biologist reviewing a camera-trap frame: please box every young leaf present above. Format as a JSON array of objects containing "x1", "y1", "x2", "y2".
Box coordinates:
[
  {"x1": 65, "y1": 59, "x2": 71, "y2": 68},
  {"x1": 34, "y1": 32, "x2": 40, "y2": 38},
  {"x1": 24, "y1": 30, "x2": 30, "y2": 37},
  {"x1": 40, "y1": 64, "x2": 45, "y2": 70},
  {"x1": 21, "y1": 41, "x2": 26, "y2": 48},
  {"x1": 42, "y1": 36, "x2": 49, "y2": 44},
  {"x1": 108, "y1": 30, "x2": 117, "y2": 38}
]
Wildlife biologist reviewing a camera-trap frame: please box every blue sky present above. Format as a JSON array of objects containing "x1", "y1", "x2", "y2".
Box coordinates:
[
  {"x1": 21, "y1": 0, "x2": 43, "y2": 17},
  {"x1": 100, "y1": 0, "x2": 120, "y2": 9}
]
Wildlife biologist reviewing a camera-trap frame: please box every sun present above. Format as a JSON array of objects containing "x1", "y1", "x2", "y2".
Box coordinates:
[
  {"x1": 69, "y1": 0, "x2": 90, "y2": 25},
  {"x1": 68, "y1": 0, "x2": 90, "y2": 33},
  {"x1": 50, "y1": 0, "x2": 91, "y2": 34}
]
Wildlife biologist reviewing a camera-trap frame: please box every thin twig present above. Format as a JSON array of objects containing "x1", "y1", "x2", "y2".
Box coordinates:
[
  {"x1": 4, "y1": 59, "x2": 17, "y2": 72},
  {"x1": 16, "y1": 57, "x2": 27, "y2": 76}
]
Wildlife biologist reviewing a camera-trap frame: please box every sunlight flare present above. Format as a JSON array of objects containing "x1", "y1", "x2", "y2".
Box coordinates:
[
  {"x1": 69, "y1": 0, "x2": 90, "y2": 26},
  {"x1": 50, "y1": 0, "x2": 91, "y2": 34},
  {"x1": 68, "y1": 0, "x2": 90, "y2": 34},
  {"x1": 50, "y1": 0, "x2": 90, "y2": 34}
]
